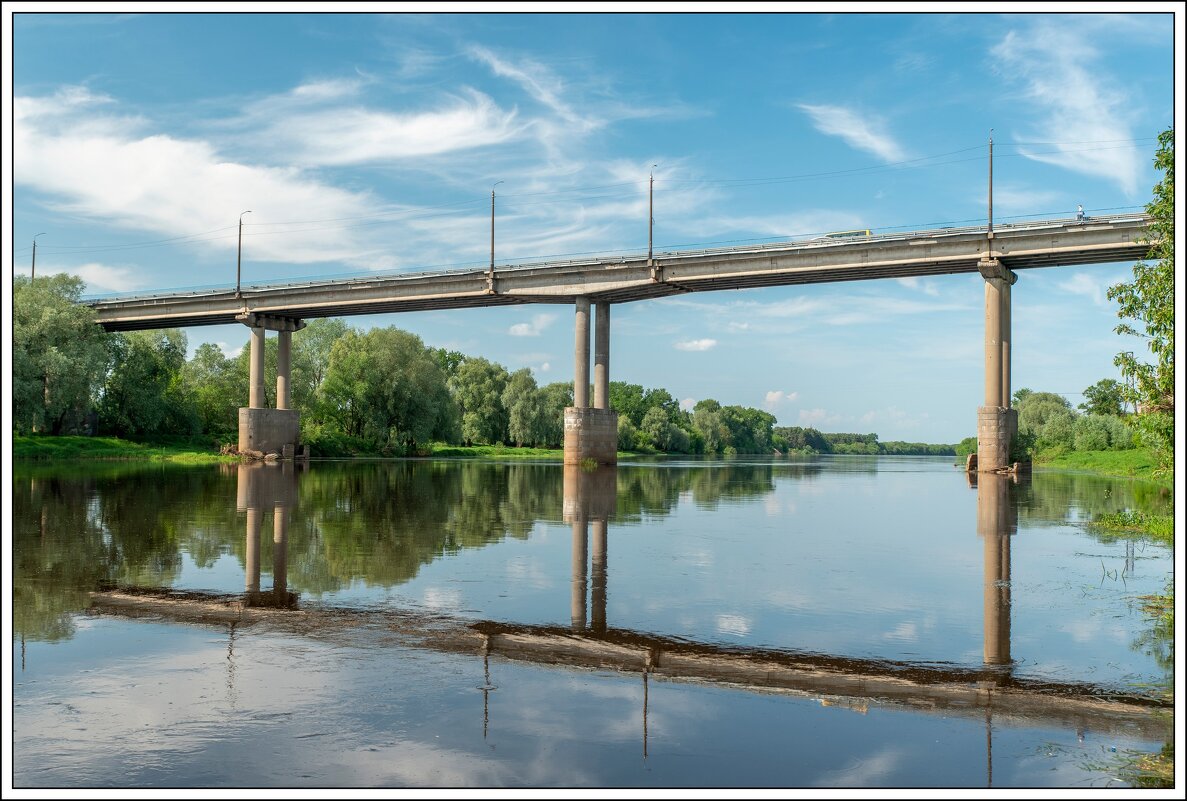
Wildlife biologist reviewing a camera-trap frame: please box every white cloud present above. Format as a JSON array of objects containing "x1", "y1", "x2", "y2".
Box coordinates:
[
  {"x1": 217, "y1": 341, "x2": 243, "y2": 359},
  {"x1": 30, "y1": 262, "x2": 147, "y2": 294},
  {"x1": 991, "y1": 23, "x2": 1143, "y2": 195},
  {"x1": 1058, "y1": 273, "x2": 1110, "y2": 307},
  {"x1": 727, "y1": 321, "x2": 750, "y2": 332},
  {"x1": 680, "y1": 397, "x2": 696, "y2": 411},
  {"x1": 893, "y1": 276, "x2": 940, "y2": 297},
  {"x1": 467, "y1": 45, "x2": 590, "y2": 130},
  {"x1": 256, "y1": 88, "x2": 521, "y2": 166},
  {"x1": 797, "y1": 103, "x2": 907, "y2": 162},
  {"x1": 763, "y1": 390, "x2": 799, "y2": 410},
  {"x1": 674, "y1": 338, "x2": 717, "y2": 352},
  {"x1": 508, "y1": 313, "x2": 557, "y2": 337}
]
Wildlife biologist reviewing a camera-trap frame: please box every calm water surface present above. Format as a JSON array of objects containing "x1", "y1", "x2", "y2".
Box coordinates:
[{"x1": 11, "y1": 456, "x2": 1173, "y2": 788}]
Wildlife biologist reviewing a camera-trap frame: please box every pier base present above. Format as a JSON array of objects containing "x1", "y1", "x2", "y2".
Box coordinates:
[
  {"x1": 563, "y1": 407, "x2": 618, "y2": 466},
  {"x1": 976, "y1": 406, "x2": 1017, "y2": 473},
  {"x1": 239, "y1": 408, "x2": 300, "y2": 456}
]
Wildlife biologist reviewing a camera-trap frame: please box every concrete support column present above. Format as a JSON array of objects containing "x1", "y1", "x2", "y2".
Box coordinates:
[
  {"x1": 591, "y1": 519, "x2": 607, "y2": 634},
  {"x1": 276, "y1": 330, "x2": 291, "y2": 411},
  {"x1": 1000, "y1": 280, "x2": 1011, "y2": 409},
  {"x1": 983, "y1": 277, "x2": 1003, "y2": 409},
  {"x1": 574, "y1": 297, "x2": 590, "y2": 408},
  {"x1": 594, "y1": 302, "x2": 610, "y2": 410},
  {"x1": 571, "y1": 517, "x2": 588, "y2": 631},
  {"x1": 249, "y1": 326, "x2": 266, "y2": 409},
  {"x1": 245, "y1": 508, "x2": 262, "y2": 594}
]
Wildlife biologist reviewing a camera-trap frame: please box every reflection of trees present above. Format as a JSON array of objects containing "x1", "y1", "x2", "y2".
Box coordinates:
[
  {"x1": 12, "y1": 465, "x2": 210, "y2": 641},
  {"x1": 1015, "y1": 472, "x2": 1172, "y2": 532}
]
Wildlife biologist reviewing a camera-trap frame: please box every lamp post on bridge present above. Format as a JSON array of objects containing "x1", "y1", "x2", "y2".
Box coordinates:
[
  {"x1": 236, "y1": 210, "x2": 252, "y2": 298},
  {"x1": 31, "y1": 232, "x2": 46, "y2": 280}
]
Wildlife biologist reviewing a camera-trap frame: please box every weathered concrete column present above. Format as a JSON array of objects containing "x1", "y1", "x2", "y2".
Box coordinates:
[
  {"x1": 574, "y1": 297, "x2": 591, "y2": 408},
  {"x1": 1001, "y1": 279, "x2": 1011, "y2": 409},
  {"x1": 983, "y1": 273, "x2": 1003, "y2": 409},
  {"x1": 591, "y1": 518, "x2": 607, "y2": 634},
  {"x1": 594, "y1": 302, "x2": 610, "y2": 409},
  {"x1": 977, "y1": 473, "x2": 1016, "y2": 666},
  {"x1": 276, "y1": 329, "x2": 291, "y2": 411},
  {"x1": 249, "y1": 326, "x2": 266, "y2": 409},
  {"x1": 245, "y1": 507, "x2": 262, "y2": 594},
  {"x1": 977, "y1": 260, "x2": 1018, "y2": 472}
]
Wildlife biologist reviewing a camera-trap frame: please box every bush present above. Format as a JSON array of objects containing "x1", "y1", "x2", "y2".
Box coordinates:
[{"x1": 1073, "y1": 414, "x2": 1112, "y2": 452}]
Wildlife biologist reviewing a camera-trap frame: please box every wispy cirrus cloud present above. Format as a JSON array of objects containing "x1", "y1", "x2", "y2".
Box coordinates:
[
  {"x1": 796, "y1": 103, "x2": 907, "y2": 162},
  {"x1": 991, "y1": 22, "x2": 1143, "y2": 195}
]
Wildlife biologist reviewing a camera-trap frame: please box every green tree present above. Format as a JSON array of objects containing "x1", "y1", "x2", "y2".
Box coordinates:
[
  {"x1": 539, "y1": 381, "x2": 573, "y2": 448},
  {"x1": 321, "y1": 327, "x2": 454, "y2": 450},
  {"x1": 692, "y1": 399, "x2": 730, "y2": 454},
  {"x1": 13, "y1": 275, "x2": 114, "y2": 435},
  {"x1": 291, "y1": 318, "x2": 350, "y2": 410},
  {"x1": 98, "y1": 329, "x2": 195, "y2": 438},
  {"x1": 1108, "y1": 127, "x2": 1174, "y2": 473},
  {"x1": 1079, "y1": 379, "x2": 1126, "y2": 417},
  {"x1": 181, "y1": 342, "x2": 242, "y2": 439},
  {"x1": 448, "y1": 357, "x2": 510, "y2": 445},
  {"x1": 502, "y1": 369, "x2": 548, "y2": 447}
]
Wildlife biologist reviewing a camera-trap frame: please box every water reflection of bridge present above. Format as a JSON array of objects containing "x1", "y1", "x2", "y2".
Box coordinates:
[{"x1": 88, "y1": 461, "x2": 1167, "y2": 749}]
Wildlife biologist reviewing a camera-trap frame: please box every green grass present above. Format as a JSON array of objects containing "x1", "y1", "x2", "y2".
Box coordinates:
[
  {"x1": 1035, "y1": 448, "x2": 1168, "y2": 484},
  {"x1": 13, "y1": 434, "x2": 235, "y2": 463}
]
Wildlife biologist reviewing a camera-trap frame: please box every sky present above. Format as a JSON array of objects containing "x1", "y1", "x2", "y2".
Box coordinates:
[{"x1": 5, "y1": 6, "x2": 1182, "y2": 443}]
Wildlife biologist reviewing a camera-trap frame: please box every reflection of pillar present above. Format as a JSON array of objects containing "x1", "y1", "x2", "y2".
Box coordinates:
[
  {"x1": 594, "y1": 302, "x2": 610, "y2": 410},
  {"x1": 249, "y1": 326, "x2": 266, "y2": 409},
  {"x1": 574, "y1": 297, "x2": 590, "y2": 408},
  {"x1": 272, "y1": 505, "x2": 289, "y2": 602},
  {"x1": 276, "y1": 329, "x2": 291, "y2": 411},
  {"x1": 977, "y1": 473, "x2": 1015, "y2": 666},
  {"x1": 571, "y1": 517, "x2": 588, "y2": 631},
  {"x1": 245, "y1": 507, "x2": 262, "y2": 593},
  {"x1": 591, "y1": 519, "x2": 607, "y2": 634}
]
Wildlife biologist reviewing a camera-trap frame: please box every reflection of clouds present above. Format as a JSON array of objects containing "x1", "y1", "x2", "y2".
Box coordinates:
[
  {"x1": 883, "y1": 622, "x2": 918, "y2": 643},
  {"x1": 421, "y1": 586, "x2": 463, "y2": 612},
  {"x1": 813, "y1": 746, "x2": 907, "y2": 787},
  {"x1": 716, "y1": 614, "x2": 752, "y2": 637},
  {"x1": 504, "y1": 556, "x2": 553, "y2": 590}
]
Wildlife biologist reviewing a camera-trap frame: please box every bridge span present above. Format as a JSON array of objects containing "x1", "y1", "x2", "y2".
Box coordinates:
[
  {"x1": 89, "y1": 214, "x2": 1146, "y2": 330},
  {"x1": 84, "y1": 213, "x2": 1150, "y2": 470}
]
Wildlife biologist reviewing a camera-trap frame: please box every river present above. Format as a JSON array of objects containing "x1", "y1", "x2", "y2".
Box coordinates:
[{"x1": 11, "y1": 455, "x2": 1173, "y2": 788}]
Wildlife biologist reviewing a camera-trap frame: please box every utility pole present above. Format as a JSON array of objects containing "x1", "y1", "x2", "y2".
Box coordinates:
[
  {"x1": 490, "y1": 181, "x2": 503, "y2": 290},
  {"x1": 648, "y1": 165, "x2": 656, "y2": 264},
  {"x1": 237, "y1": 210, "x2": 252, "y2": 297},
  {"x1": 987, "y1": 131, "x2": 994, "y2": 239},
  {"x1": 31, "y1": 232, "x2": 46, "y2": 280}
]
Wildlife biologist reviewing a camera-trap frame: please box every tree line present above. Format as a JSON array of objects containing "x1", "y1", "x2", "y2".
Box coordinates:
[{"x1": 20, "y1": 276, "x2": 944, "y2": 456}]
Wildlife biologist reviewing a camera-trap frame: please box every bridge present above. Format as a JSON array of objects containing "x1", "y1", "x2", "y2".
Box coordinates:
[{"x1": 85, "y1": 214, "x2": 1150, "y2": 469}]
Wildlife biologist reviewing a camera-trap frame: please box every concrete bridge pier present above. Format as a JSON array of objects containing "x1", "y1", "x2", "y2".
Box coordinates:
[
  {"x1": 977, "y1": 260, "x2": 1018, "y2": 472},
  {"x1": 564, "y1": 299, "x2": 618, "y2": 465},
  {"x1": 237, "y1": 313, "x2": 306, "y2": 455}
]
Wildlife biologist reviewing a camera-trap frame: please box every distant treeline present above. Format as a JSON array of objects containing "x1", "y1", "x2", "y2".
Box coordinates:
[
  {"x1": 15, "y1": 275, "x2": 955, "y2": 457},
  {"x1": 775, "y1": 427, "x2": 955, "y2": 456}
]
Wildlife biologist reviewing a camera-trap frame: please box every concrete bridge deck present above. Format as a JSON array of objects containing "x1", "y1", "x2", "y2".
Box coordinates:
[{"x1": 88, "y1": 214, "x2": 1148, "y2": 331}]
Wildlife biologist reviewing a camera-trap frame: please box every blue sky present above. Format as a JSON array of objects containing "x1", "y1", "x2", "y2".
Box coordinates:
[{"x1": 6, "y1": 8, "x2": 1181, "y2": 442}]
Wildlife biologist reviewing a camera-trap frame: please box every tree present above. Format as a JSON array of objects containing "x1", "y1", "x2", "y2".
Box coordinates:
[
  {"x1": 291, "y1": 318, "x2": 350, "y2": 411},
  {"x1": 98, "y1": 329, "x2": 195, "y2": 438},
  {"x1": 320, "y1": 327, "x2": 454, "y2": 450},
  {"x1": 1108, "y1": 127, "x2": 1174, "y2": 473},
  {"x1": 502, "y1": 369, "x2": 548, "y2": 447},
  {"x1": 448, "y1": 357, "x2": 510, "y2": 445},
  {"x1": 181, "y1": 342, "x2": 242, "y2": 439},
  {"x1": 538, "y1": 381, "x2": 573, "y2": 448},
  {"x1": 1079, "y1": 379, "x2": 1126, "y2": 417},
  {"x1": 13, "y1": 275, "x2": 114, "y2": 435}
]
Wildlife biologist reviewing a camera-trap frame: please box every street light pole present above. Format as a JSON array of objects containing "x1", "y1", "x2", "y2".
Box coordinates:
[
  {"x1": 31, "y1": 232, "x2": 46, "y2": 280},
  {"x1": 987, "y1": 130, "x2": 994, "y2": 239},
  {"x1": 490, "y1": 181, "x2": 503, "y2": 275},
  {"x1": 648, "y1": 166, "x2": 656, "y2": 264},
  {"x1": 237, "y1": 210, "x2": 252, "y2": 297}
]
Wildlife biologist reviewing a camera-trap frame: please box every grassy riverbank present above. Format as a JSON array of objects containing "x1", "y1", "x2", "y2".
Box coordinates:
[
  {"x1": 1035, "y1": 448, "x2": 1168, "y2": 485},
  {"x1": 13, "y1": 434, "x2": 237, "y2": 463}
]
